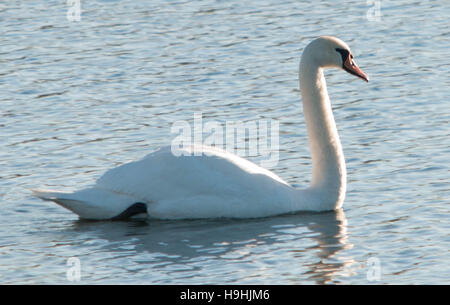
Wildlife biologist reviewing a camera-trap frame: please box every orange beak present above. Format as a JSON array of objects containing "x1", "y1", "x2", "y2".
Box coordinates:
[{"x1": 343, "y1": 55, "x2": 369, "y2": 82}]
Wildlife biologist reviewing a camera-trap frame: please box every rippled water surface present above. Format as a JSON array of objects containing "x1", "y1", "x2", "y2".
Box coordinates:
[{"x1": 1, "y1": 0, "x2": 449, "y2": 284}]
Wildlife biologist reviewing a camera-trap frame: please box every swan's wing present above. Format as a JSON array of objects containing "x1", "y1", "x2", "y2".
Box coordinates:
[{"x1": 95, "y1": 145, "x2": 289, "y2": 203}]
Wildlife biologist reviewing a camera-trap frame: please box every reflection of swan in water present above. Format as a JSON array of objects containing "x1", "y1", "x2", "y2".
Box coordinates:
[
  {"x1": 301, "y1": 210, "x2": 354, "y2": 284},
  {"x1": 65, "y1": 209, "x2": 353, "y2": 284}
]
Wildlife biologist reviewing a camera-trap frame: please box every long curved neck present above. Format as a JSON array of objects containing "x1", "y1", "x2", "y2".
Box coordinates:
[{"x1": 299, "y1": 58, "x2": 346, "y2": 209}]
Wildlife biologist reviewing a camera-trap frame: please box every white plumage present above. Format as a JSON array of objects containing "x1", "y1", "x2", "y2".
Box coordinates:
[{"x1": 34, "y1": 36, "x2": 368, "y2": 220}]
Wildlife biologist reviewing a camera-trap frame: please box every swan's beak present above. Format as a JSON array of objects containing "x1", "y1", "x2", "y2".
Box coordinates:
[{"x1": 343, "y1": 57, "x2": 369, "y2": 82}]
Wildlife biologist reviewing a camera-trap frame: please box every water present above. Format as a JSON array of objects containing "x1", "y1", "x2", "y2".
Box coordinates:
[{"x1": 0, "y1": 0, "x2": 449, "y2": 284}]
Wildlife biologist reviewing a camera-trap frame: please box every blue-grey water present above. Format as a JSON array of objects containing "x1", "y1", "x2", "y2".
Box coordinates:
[{"x1": 1, "y1": 0, "x2": 449, "y2": 284}]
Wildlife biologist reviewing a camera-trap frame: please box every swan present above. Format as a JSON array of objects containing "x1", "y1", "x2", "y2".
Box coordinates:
[{"x1": 33, "y1": 36, "x2": 369, "y2": 220}]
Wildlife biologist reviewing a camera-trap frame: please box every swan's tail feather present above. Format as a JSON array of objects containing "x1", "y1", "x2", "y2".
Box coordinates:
[
  {"x1": 33, "y1": 189, "x2": 74, "y2": 202},
  {"x1": 32, "y1": 189, "x2": 83, "y2": 211},
  {"x1": 32, "y1": 188, "x2": 146, "y2": 220},
  {"x1": 32, "y1": 188, "x2": 106, "y2": 219}
]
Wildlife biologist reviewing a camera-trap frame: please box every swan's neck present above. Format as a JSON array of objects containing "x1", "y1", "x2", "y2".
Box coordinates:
[{"x1": 299, "y1": 60, "x2": 346, "y2": 209}]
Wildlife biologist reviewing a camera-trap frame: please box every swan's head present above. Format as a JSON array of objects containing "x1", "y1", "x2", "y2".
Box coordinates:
[{"x1": 302, "y1": 36, "x2": 369, "y2": 82}]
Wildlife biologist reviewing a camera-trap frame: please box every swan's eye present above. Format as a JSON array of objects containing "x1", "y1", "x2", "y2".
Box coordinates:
[{"x1": 335, "y1": 48, "x2": 350, "y2": 67}]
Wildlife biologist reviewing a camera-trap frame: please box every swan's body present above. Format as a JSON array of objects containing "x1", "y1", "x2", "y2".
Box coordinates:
[{"x1": 34, "y1": 36, "x2": 368, "y2": 220}]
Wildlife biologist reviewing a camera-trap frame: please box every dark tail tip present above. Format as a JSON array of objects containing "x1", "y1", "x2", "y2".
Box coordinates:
[{"x1": 110, "y1": 202, "x2": 147, "y2": 220}]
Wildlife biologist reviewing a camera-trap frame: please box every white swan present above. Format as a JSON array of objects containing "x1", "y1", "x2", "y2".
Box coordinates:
[{"x1": 33, "y1": 36, "x2": 368, "y2": 220}]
